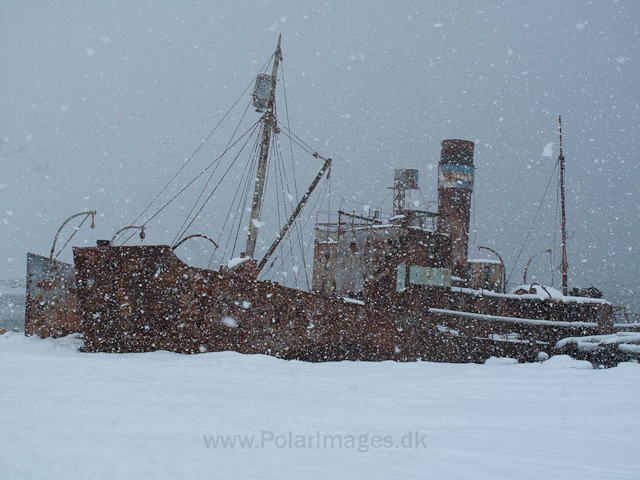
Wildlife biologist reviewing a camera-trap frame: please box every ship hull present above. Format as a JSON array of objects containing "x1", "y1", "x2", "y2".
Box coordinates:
[
  {"x1": 72, "y1": 245, "x2": 451, "y2": 360},
  {"x1": 67, "y1": 245, "x2": 612, "y2": 363}
]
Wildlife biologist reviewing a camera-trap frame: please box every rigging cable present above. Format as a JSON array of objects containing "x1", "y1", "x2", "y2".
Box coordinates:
[
  {"x1": 287, "y1": 157, "x2": 312, "y2": 287},
  {"x1": 291, "y1": 175, "x2": 332, "y2": 285},
  {"x1": 120, "y1": 53, "x2": 275, "y2": 246},
  {"x1": 118, "y1": 120, "x2": 262, "y2": 246},
  {"x1": 210, "y1": 124, "x2": 263, "y2": 267},
  {"x1": 274, "y1": 133, "x2": 310, "y2": 288},
  {"x1": 276, "y1": 120, "x2": 322, "y2": 157},
  {"x1": 183, "y1": 122, "x2": 261, "y2": 257},
  {"x1": 273, "y1": 137, "x2": 291, "y2": 285},
  {"x1": 280, "y1": 63, "x2": 301, "y2": 201},
  {"x1": 229, "y1": 125, "x2": 274, "y2": 258},
  {"x1": 273, "y1": 62, "x2": 294, "y2": 284},
  {"x1": 374, "y1": 191, "x2": 392, "y2": 215},
  {"x1": 506, "y1": 158, "x2": 560, "y2": 285},
  {"x1": 172, "y1": 97, "x2": 254, "y2": 245},
  {"x1": 265, "y1": 173, "x2": 330, "y2": 282},
  {"x1": 129, "y1": 75, "x2": 259, "y2": 230},
  {"x1": 142, "y1": 122, "x2": 261, "y2": 228},
  {"x1": 294, "y1": 166, "x2": 332, "y2": 286}
]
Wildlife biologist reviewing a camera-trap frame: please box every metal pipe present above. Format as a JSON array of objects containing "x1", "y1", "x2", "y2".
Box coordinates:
[
  {"x1": 172, "y1": 234, "x2": 219, "y2": 251},
  {"x1": 111, "y1": 225, "x2": 146, "y2": 245},
  {"x1": 337, "y1": 210, "x2": 382, "y2": 224},
  {"x1": 523, "y1": 249, "x2": 552, "y2": 285},
  {"x1": 50, "y1": 211, "x2": 96, "y2": 259}
]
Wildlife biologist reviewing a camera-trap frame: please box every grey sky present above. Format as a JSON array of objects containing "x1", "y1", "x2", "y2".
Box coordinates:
[{"x1": 1, "y1": 1, "x2": 638, "y2": 308}]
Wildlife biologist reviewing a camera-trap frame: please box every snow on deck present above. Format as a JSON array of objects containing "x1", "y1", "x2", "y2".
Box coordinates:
[
  {"x1": 452, "y1": 285, "x2": 611, "y2": 305},
  {"x1": 468, "y1": 258, "x2": 502, "y2": 264},
  {"x1": 342, "y1": 297, "x2": 365, "y2": 306},
  {"x1": 227, "y1": 256, "x2": 252, "y2": 268},
  {"x1": 1, "y1": 333, "x2": 640, "y2": 479}
]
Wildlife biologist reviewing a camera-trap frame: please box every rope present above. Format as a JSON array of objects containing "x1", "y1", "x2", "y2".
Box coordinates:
[
  {"x1": 294, "y1": 170, "x2": 331, "y2": 287},
  {"x1": 145, "y1": 123, "x2": 260, "y2": 225},
  {"x1": 272, "y1": 138, "x2": 289, "y2": 284},
  {"x1": 210, "y1": 125, "x2": 263, "y2": 267},
  {"x1": 291, "y1": 175, "x2": 332, "y2": 285}
]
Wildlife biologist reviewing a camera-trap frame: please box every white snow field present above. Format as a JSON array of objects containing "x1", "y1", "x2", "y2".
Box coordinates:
[{"x1": 1, "y1": 332, "x2": 639, "y2": 480}]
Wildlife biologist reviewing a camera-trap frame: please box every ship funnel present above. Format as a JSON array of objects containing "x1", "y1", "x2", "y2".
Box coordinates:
[{"x1": 437, "y1": 139, "x2": 475, "y2": 275}]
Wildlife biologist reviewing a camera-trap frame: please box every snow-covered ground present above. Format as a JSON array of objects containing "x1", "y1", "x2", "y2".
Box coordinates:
[{"x1": 1, "y1": 332, "x2": 639, "y2": 480}]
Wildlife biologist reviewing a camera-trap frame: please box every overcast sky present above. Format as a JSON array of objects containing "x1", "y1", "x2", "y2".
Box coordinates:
[{"x1": 1, "y1": 1, "x2": 638, "y2": 308}]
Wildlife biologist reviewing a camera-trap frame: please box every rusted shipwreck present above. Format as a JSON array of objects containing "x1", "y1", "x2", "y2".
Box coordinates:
[{"x1": 25, "y1": 37, "x2": 636, "y2": 365}]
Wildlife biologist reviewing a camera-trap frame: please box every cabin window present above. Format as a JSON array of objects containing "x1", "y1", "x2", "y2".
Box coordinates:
[
  {"x1": 409, "y1": 266, "x2": 451, "y2": 287},
  {"x1": 396, "y1": 264, "x2": 406, "y2": 292}
]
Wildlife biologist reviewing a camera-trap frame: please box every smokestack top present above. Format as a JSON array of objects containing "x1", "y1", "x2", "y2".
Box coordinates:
[{"x1": 440, "y1": 139, "x2": 475, "y2": 167}]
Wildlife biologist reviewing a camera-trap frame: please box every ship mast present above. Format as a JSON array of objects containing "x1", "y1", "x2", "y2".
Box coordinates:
[
  {"x1": 559, "y1": 115, "x2": 568, "y2": 296},
  {"x1": 245, "y1": 35, "x2": 282, "y2": 259}
]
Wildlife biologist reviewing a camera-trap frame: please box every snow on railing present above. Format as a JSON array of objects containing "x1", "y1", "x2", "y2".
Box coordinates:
[
  {"x1": 556, "y1": 331, "x2": 640, "y2": 351},
  {"x1": 428, "y1": 308, "x2": 598, "y2": 328}
]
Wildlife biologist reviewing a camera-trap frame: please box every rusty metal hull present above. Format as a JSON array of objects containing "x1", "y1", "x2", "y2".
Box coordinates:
[
  {"x1": 72, "y1": 245, "x2": 443, "y2": 360},
  {"x1": 69, "y1": 245, "x2": 613, "y2": 362},
  {"x1": 25, "y1": 253, "x2": 82, "y2": 338}
]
